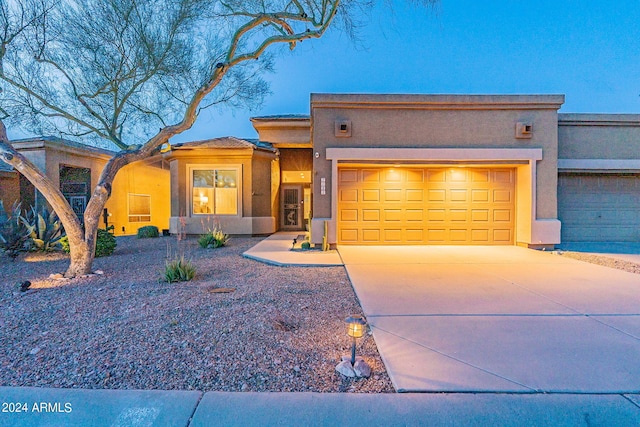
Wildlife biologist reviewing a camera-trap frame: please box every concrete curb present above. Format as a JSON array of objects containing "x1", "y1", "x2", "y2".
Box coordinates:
[{"x1": 2, "y1": 388, "x2": 640, "y2": 426}]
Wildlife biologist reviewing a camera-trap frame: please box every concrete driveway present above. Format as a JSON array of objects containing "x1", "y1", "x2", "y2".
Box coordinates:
[{"x1": 338, "y1": 246, "x2": 640, "y2": 393}]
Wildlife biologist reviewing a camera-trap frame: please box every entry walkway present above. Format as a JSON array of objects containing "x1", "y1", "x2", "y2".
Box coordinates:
[
  {"x1": 242, "y1": 231, "x2": 343, "y2": 266},
  {"x1": 339, "y1": 245, "x2": 640, "y2": 393}
]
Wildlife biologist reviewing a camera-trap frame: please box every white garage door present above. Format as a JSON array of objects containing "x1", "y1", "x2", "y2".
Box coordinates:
[
  {"x1": 558, "y1": 174, "x2": 640, "y2": 242},
  {"x1": 338, "y1": 167, "x2": 516, "y2": 245}
]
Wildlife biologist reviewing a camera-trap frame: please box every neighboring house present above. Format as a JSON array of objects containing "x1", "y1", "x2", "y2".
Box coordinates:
[
  {"x1": 2, "y1": 94, "x2": 640, "y2": 247},
  {"x1": 0, "y1": 136, "x2": 170, "y2": 236}
]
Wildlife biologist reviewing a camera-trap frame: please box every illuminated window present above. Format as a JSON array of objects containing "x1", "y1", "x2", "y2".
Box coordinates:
[
  {"x1": 192, "y1": 169, "x2": 238, "y2": 215},
  {"x1": 128, "y1": 194, "x2": 151, "y2": 222}
]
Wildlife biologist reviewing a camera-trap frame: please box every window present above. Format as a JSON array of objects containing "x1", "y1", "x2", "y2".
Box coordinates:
[
  {"x1": 192, "y1": 168, "x2": 238, "y2": 215},
  {"x1": 128, "y1": 194, "x2": 151, "y2": 222}
]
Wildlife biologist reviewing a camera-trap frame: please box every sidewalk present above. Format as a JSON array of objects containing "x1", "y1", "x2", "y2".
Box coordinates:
[
  {"x1": 2, "y1": 387, "x2": 640, "y2": 426},
  {"x1": 242, "y1": 231, "x2": 343, "y2": 266}
]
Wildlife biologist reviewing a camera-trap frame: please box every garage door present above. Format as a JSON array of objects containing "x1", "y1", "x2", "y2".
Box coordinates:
[
  {"x1": 338, "y1": 167, "x2": 515, "y2": 245},
  {"x1": 558, "y1": 173, "x2": 640, "y2": 242}
]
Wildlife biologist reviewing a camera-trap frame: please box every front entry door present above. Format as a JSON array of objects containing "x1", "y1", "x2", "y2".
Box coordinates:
[{"x1": 282, "y1": 185, "x2": 303, "y2": 230}]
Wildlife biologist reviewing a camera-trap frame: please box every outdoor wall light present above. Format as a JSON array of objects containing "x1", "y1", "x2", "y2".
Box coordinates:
[{"x1": 345, "y1": 315, "x2": 367, "y2": 365}]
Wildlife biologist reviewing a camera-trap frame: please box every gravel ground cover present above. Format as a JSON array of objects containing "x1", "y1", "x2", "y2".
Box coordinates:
[
  {"x1": 556, "y1": 250, "x2": 640, "y2": 275},
  {"x1": 0, "y1": 236, "x2": 394, "y2": 393}
]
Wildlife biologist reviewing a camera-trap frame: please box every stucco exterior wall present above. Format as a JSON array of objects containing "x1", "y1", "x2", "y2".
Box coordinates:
[
  {"x1": 558, "y1": 114, "x2": 640, "y2": 161},
  {"x1": 251, "y1": 151, "x2": 276, "y2": 217},
  {"x1": 165, "y1": 147, "x2": 276, "y2": 235},
  {"x1": 310, "y1": 94, "x2": 564, "y2": 247},
  {"x1": 107, "y1": 160, "x2": 171, "y2": 235},
  {"x1": 0, "y1": 171, "x2": 20, "y2": 213}
]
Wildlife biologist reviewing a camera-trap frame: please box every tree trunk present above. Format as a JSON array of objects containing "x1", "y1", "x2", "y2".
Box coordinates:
[{"x1": 0, "y1": 122, "x2": 94, "y2": 277}]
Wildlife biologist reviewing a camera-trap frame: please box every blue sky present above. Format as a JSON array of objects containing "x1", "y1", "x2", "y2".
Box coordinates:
[{"x1": 173, "y1": 0, "x2": 640, "y2": 142}]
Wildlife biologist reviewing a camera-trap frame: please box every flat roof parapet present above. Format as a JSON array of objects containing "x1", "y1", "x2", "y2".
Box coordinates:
[{"x1": 311, "y1": 93, "x2": 565, "y2": 110}]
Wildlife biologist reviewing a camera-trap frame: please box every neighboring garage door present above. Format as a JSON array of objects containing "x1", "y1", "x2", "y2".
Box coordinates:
[
  {"x1": 338, "y1": 167, "x2": 515, "y2": 245},
  {"x1": 558, "y1": 173, "x2": 640, "y2": 242}
]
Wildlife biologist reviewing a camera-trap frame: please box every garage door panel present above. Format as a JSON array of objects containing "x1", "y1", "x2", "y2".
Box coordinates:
[
  {"x1": 338, "y1": 167, "x2": 515, "y2": 245},
  {"x1": 384, "y1": 229, "x2": 402, "y2": 242},
  {"x1": 362, "y1": 229, "x2": 380, "y2": 242},
  {"x1": 340, "y1": 209, "x2": 358, "y2": 222},
  {"x1": 383, "y1": 209, "x2": 402, "y2": 222},
  {"x1": 407, "y1": 209, "x2": 424, "y2": 221},
  {"x1": 450, "y1": 190, "x2": 467, "y2": 202},
  {"x1": 362, "y1": 210, "x2": 380, "y2": 222},
  {"x1": 340, "y1": 229, "x2": 358, "y2": 242},
  {"x1": 406, "y1": 189, "x2": 424, "y2": 202},
  {"x1": 472, "y1": 210, "x2": 489, "y2": 222},
  {"x1": 449, "y1": 229, "x2": 467, "y2": 241},
  {"x1": 471, "y1": 169, "x2": 490, "y2": 182},
  {"x1": 340, "y1": 189, "x2": 358, "y2": 202},
  {"x1": 428, "y1": 189, "x2": 446, "y2": 202},
  {"x1": 493, "y1": 229, "x2": 512, "y2": 242},
  {"x1": 471, "y1": 229, "x2": 490, "y2": 242},
  {"x1": 362, "y1": 189, "x2": 380, "y2": 202},
  {"x1": 362, "y1": 170, "x2": 380, "y2": 182},
  {"x1": 559, "y1": 174, "x2": 640, "y2": 242},
  {"x1": 493, "y1": 209, "x2": 511, "y2": 222},
  {"x1": 493, "y1": 189, "x2": 512, "y2": 203},
  {"x1": 450, "y1": 209, "x2": 467, "y2": 222},
  {"x1": 472, "y1": 189, "x2": 490, "y2": 202},
  {"x1": 384, "y1": 189, "x2": 402, "y2": 202}
]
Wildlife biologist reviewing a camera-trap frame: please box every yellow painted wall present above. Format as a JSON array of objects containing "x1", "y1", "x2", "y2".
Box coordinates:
[{"x1": 107, "y1": 160, "x2": 171, "y2": 236}]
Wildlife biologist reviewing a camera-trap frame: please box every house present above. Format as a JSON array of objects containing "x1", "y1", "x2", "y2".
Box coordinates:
[
  {"x1": 0, "y1": 136, "x2": 170, "y2": 236},
  {"x1": 2, "y1": 94, "x2": 640, "y2": 247}
]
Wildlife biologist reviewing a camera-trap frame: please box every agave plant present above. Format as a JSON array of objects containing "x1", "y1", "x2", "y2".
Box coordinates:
[
  {"x1": 21, "y1": 206, "x2": 65, "y2": 252},
  {"x1": 0, "y1": 202, "x2": 32, "y2": 260}
]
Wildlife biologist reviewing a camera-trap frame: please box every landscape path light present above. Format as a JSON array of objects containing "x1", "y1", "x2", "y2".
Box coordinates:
[{"x1": 345, "y1": 315, "x2": 366, "y2": 365}]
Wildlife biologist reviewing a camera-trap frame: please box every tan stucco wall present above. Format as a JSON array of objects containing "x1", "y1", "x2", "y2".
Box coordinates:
[
  {"x1": 251, "y1": 151, "x2": 275, "y2": 217},
  {"x1": 0, "y1": 171, "x2": 20, "y2": 213},
  {"x1": 251, "y1": 117, "x2": 311, "y2": 147},
  {"x1": 280, "y1": 148, "x2": 313, "y2": 172},
  {"x1": 164, "y1": 147, "x2": 276, "y2": 235},
  {"x1": 559, "y1": 114, "x2": 640, "y2": 160},
  {"x1": 310, "y1": 94, "x2": 564, "y2": 246}
]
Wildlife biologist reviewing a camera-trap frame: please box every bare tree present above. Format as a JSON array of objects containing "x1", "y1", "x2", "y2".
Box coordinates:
[{"x1": 0, "y1": 0, "x2": 437, "y2": 277}]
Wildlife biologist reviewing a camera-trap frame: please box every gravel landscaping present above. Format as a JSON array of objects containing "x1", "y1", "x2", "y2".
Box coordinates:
[
  {"x1": 0, "y1": 236, "x2": 394, "y2": 393},
  {"x1": 556, "y1": 250, "x2": 640, "y2": 275}
]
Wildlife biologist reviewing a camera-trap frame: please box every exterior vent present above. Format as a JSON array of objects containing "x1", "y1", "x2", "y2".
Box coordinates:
[
  {"x1": 516, "y1": 122, "x2": 533, "y2": 139},
  {"x1": 335, "y1": 120, "x2": 352, "y2": 138}
]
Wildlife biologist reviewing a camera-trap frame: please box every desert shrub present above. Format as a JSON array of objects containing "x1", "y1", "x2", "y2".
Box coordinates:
[
  {"x1": 95, "y1": 227, "x2": 117, "y2": 257},
  {"x1": 60, "y1": 235, "x2": 70, "y2": 253},
  {"x1": 161, "y1": 255, "x2": 196, "y2": 283},
  {"x1": 0, "y1": 202, "x2": 32, "y2": 260},
  {"x1": 137, "y1": 225, "x2": 159, "y2": 238},
  {"x1": 21, "y1": 206, "x2": 65, "y2": 252},
  {"x1": 59, "y1": 227, "x2": 116, "y2": 257},
  {"x1": 301, "y1": 241, "x2": 311, "y2": 250},
  {"x1": 198, "y1": 226, "x2": 229, "y2": 249}
]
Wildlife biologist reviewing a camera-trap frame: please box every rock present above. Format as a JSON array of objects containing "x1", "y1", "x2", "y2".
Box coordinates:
[
  {"x1": 49, "y1": 273, "x2": 63, "y2": 279},
  {"x1": 335, "y1": 360, "x2": 356, "y2": 377},
  {"x1": 94, "y1": 270, "x2": 104, "y2": 275},
  {"x1": 353, "y1": 358, "x2": 371, "y2": 378},
  {"x1": 29, "y1": 347, "x2": 41, "y2": 355},
  {"x1": 293, "y1": 365, "x2": 301, "y2": 372}
]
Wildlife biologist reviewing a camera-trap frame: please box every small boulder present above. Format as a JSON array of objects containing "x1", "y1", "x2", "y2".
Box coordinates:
[
  {"x1": 353, "y1": 358, "x2": 371, "y2": 378},
  {"x1": 335, "y1": 360, "x2": 356, "y2": 377}
]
